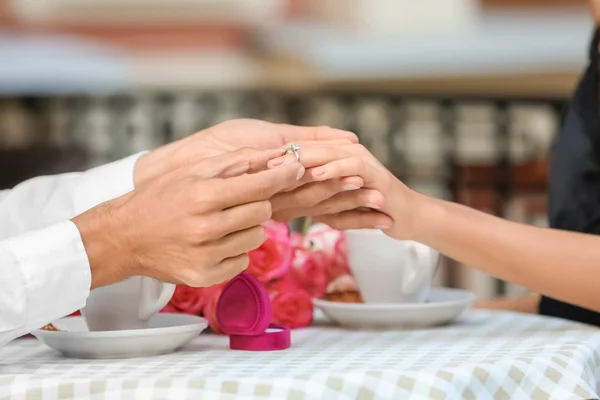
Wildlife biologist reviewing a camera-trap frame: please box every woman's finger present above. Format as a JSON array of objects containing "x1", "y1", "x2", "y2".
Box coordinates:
[
  {"x1": 283, "y1": 167, "x2": 364, "y2": 191},
  {"x1": 273, "y1": 189, "x2": 385, "y2": 221},
  {"x1": 271, "y1": 180, "x2": 340, "y2": 213},
  {"x1": 340, "y1": 176, "x2": 364, "y2": 190},
  {"x1": 311, "y1": 156, "x2": 383, "y2": 185},
  {"x1": 287, "y1": 139, "x2": 355, "y2": 147},
  {"x1": 313, "y1": 189, "x2": 386, "y2": 214},
  {"x1": 315, "y1": 210, "x2": 393, "y2": 231},
  {"x1": 270, "y1": 177, "x2": 365, "y2": 211},
  {"x1": 276, "y1": 125, "x2": 358, "y2": 145},
  {"x1": 268, "y1": 143, "x2": 365, "y2": 170}
]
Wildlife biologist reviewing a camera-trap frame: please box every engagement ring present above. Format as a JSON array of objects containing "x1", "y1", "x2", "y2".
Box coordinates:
[{"x1": 284, "y1": 143, "x2": 301, "y2": 163}]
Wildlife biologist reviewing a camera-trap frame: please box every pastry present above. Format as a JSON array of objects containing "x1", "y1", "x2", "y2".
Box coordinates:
[
  {"x1": 40, "y1": 323, "x2": 59, "y2": 331},
  {"x1": 325, "y1": 290, "x2": 363, "y2": 303}
]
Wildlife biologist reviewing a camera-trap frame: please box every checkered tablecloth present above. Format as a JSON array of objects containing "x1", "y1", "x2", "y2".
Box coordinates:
[{"x1": 1, "y1": 311, "x2": 600, "y2": 400}]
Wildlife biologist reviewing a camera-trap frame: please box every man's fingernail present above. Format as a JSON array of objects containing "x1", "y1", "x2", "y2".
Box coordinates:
[
  {"x1": 312, "y1": 167, "x2": 326, "y2": 177},
  {"x1": 365, "y1": 203, "x2": 381, "y2": 210},
  {"x1": 268, "y1": 157, "x2": 285, "y2": 168},
  {"x1": 376, "y1": 224, "x2": 392, "y2": 230},
  {"x1": 343, "y1": 184, "x2": 360, "y2": 191},
  {"x1": 296, "y1": 165, "x2": 306, "y2": 180}
]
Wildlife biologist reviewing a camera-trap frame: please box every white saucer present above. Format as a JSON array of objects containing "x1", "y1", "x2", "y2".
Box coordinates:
[
  {"x1": 31, "y1": 313, "x2": 208, "y2": 359},
  {"x1": 313, "y1": 288, "x2": 476, "y2": 329}
]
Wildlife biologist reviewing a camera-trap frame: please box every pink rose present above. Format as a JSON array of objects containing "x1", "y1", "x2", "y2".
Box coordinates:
[
  {"x1": 304, "y1": 223, "x2": 342, "y2": 257},
  {"x1": 166, "y1": 285, "x2": 205, "y2": 315},
  {"x1": 291, "y1": 239, "x2": 328, "y2": 299},
  {"x1": 201, "y1": 284, "x2": 225, "y2": 333},
  {"x1": 291, "y1": 232, "x2": 305, "y2": 248},
  {"x1": 267, "y1": 277, "x2": 313, "y2": 329},
  {"x1": 304, "y1": 223, "x2": 351, "y2": 280},
  {"x1": 201, "y1": 296, "x2": 222, "y2": 334},
  {"x1": 329, "y1": 232, "x2": 351, "y2": 279},
  {"x1": 247, "y1": 220, "x2": 292, "y2": 283}
]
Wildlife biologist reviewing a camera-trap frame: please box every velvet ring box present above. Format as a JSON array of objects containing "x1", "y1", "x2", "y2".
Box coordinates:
[{"x1": 216, "y1": 272, "x2": 291, "y2": 351}]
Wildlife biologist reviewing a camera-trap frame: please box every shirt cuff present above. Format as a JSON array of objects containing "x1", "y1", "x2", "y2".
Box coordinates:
[
  {"x1": 73, "y1": 152, "x2": 147, "y2": 215},
  {"x1": 1, "y1": 220, "x2": 91, "y2": 330}
]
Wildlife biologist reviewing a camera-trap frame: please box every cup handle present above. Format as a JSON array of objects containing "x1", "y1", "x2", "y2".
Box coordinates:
[{"x1": 139, "y1": 279, "x2": 176, "y2": 321}]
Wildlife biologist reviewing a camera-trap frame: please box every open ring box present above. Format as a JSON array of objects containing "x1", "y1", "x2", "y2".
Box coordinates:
[{"x1": 216, "y1": 272, "x2": 291, "y2": 351}]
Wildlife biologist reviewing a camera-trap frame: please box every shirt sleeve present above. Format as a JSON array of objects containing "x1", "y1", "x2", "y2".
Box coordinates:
[
  {"x1": 0, "y1": 152, "x2": 146, "y2": 346},
  {"x1": 0, "y1": 152, "x2": 146, "y2": 240},
  {"x1": 0, "y1": 221, "x2": 90, "y2": 347}
]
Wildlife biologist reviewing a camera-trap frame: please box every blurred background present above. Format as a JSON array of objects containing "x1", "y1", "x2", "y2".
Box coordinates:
[{"x1": 0, "y1": 0, "x2": 591, "y2": 300}]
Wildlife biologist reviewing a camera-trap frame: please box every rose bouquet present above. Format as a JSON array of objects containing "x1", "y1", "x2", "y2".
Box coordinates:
[{"x1": 161, "y1": 220, "x2": 356, "y2": 332}]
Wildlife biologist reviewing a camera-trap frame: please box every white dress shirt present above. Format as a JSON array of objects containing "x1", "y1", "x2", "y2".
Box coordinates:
[{"x1": 0, "y1": 152, "x2": 145, "y2": 347}]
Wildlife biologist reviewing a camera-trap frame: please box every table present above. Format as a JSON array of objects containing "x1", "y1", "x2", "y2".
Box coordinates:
[{"x1": 1, "y1": 311, "x2": 599, "y2": 399}]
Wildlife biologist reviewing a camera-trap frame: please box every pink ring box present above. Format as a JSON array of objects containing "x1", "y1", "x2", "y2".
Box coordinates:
[{"x1": 216, "y1": 272, "x2": 291, "y2": 351}]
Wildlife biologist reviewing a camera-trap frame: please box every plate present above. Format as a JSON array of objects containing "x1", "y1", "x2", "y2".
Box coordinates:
[
  {"x1": 31, "y1": 313, "x2": 207, "y2": 359},
  {"x1": 313, "y1": 288, "x2": 475, "y2": 329}
]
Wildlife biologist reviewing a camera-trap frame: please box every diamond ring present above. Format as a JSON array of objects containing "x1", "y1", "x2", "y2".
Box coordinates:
[{"x1": 283, "y1": 143, "x2": 301, "y2": 163}]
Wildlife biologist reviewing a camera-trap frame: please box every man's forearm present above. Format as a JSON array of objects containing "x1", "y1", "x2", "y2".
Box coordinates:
[
  {"x1": 590, "y1": 0, "x2": 600, "y2": 23},
  {"x1": 413, "y1": 194, "x2": 600, "y2": 313}
]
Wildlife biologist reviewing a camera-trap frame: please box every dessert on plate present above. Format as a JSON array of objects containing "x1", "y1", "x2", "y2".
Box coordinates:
[
  {"x1": 325, "y1": 291, "x2": 363, "y2": 303},
  {"x1": 40, "y1": 323, "x2": 59, "y2": 331},
  {"x1": 324, "y1": 274, "x2": 363, "y2": 303}
]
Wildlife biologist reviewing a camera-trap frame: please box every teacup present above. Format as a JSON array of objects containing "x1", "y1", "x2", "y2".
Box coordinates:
[
  {"x1": 345, "y1": 229, "x2": 439, "y2": 304},
  {"x1": 82, "y1": 277, "x2": 176, "y2": 331}
]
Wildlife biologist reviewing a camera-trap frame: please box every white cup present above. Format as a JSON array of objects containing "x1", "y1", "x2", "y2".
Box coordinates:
[
  {"x1": 345, "y1": 229, "x2": 439, "y2": 304},
  {"x1": 82, "y1": 277, "x2": 175, "y2": 331}
]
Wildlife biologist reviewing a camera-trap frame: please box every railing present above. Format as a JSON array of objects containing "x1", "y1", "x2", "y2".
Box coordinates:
[{"x1": 0, "y1": 92, "x2": 566, "y2": 299}]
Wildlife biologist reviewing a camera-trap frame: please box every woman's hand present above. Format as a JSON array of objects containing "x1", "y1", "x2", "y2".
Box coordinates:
[
  {"x1": 270, "y1": 142, "x2": 600, "y2": 315},
  {"x1": 590, "y1": 0, "x2": 600, "y2": 22},
  {"x1": 267, "y1": 143, "x2": 422, "y2": 239}
]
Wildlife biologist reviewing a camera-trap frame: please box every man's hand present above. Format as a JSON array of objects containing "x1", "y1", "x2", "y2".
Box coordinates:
[
  {"x1": 72, "y1": 148, "x2": 303, "y2": 289},
  {"x1": 132, "y1": 119, "x2": 361, "y2": 226},
  {"x1": 133, "y1": 119, "x2": 357, "y2": 187}
]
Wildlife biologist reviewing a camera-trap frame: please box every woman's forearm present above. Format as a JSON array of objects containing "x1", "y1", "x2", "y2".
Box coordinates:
[
  {"x1": 590, "y1": 0, "x2": 600, "y2": 22},
  {"x1": 413, "y1": 193, "x2": 600, "y2": 312},
  {"x1": 473, "y1": 293, "x2": 541, "y2": 313}
]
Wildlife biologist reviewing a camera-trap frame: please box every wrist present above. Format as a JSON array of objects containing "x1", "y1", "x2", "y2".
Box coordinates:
[
  {"x1": 133, "y1": 139, "x2": 189, "y2": 187},
  {"x1": 133, "y1": 152, "x2": 158, "y2": 188},
  {"x1": 72, "y1": 195, "x2": 137, "y2": 289},
  {"x1": 407, "y1": 191, "x2": 445, "y2": 244}
]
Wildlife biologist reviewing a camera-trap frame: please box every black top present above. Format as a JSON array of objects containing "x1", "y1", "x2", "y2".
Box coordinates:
[{"x1": 541, "y1": 27, "x2": 600, "y2": 326}]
